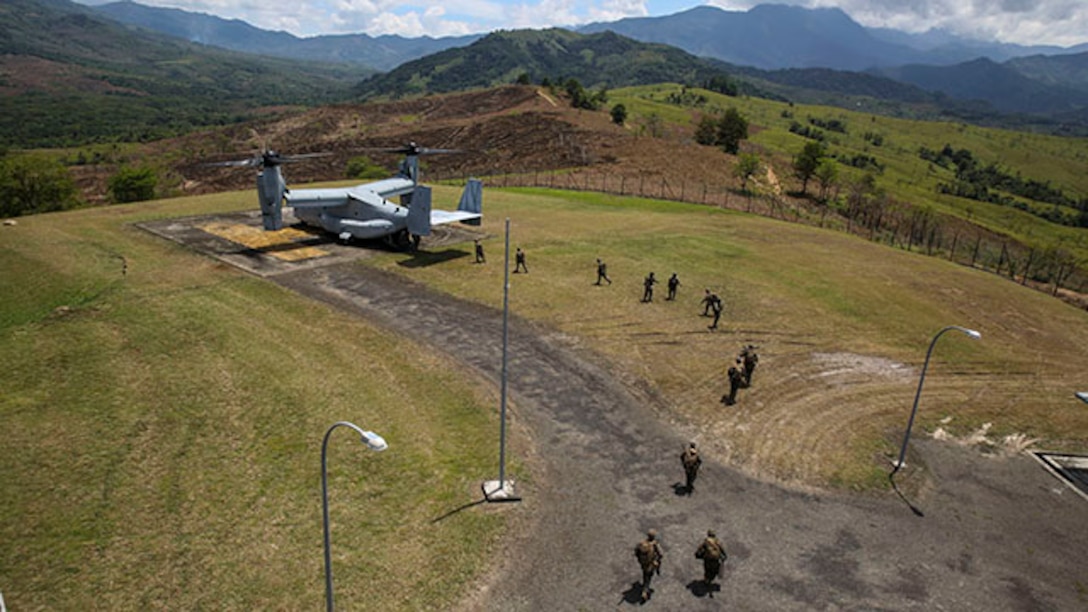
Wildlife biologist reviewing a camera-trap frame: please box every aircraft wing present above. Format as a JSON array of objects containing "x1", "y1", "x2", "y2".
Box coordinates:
[
  {"x1": 364, "y1": 177, "x2": 416, "y2": 199},
  {"x1": 431, "y1": 209, "x2": 482, "y2": 225},
  {"x1": 284, "y1": 187, "x2": 351, "y2": 208},
  {"x1": 284, "y1": 177, "x2": 415, "y2": 208}
]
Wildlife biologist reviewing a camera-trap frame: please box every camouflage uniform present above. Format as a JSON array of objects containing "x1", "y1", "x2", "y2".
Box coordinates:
[
  {"x1": 723, "y1": 360, "x2": 744, "y2": 406},
  {"x1": 708, "y1": 298, "x2": 723, "y2": 330},
  {"x1": 701, "y1": 289, "x2": 721, "y2": 316},
  {"x1": 694, "y1": 530, "x2": 727, "y2": 585},
  {"x1": 595, "y1": 259, "x2": 612, "y2": 285},
  {"x1": 514, "y1": 247, "x2": 528, "y2": 273},
  {"x1": 681, "y1": 442, "x2": 702, "y2": 493},
  {"x1": 666, "y1": 273, "x2": 680, "y2": 300},
  {"x1": 741, "y1": 345, "x2": 759, "y2": 387},
  {"x1": 635, "y1": 530, "x2": 664, "y2": 601},
  {"x1": 642, "y1": 272, "x2": 657, "y2": 302}
]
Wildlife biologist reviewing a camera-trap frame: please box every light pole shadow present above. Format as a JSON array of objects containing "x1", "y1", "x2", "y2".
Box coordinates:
[
  {"x1": 889, "y1": 472, "x2": 925, "y2": 517},
  {"x1": 430, "y1": 497, "x2": 488, "y2": 523}
]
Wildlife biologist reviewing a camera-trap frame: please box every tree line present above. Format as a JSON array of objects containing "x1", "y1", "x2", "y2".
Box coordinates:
[{"x1": 920, "y1": 144, "x2": 1088, "y2": 228}]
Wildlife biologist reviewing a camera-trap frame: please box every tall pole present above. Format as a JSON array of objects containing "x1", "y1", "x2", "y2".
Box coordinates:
[
  {"x1": 499, "y1": 218, "x2": 511, "y2": 487},
  {"x1": 322, "y1": 422, "x2": 387, "y2": 612},
  {"x1": 892, "y1": 326, "x2": 980, "y2": 477}
]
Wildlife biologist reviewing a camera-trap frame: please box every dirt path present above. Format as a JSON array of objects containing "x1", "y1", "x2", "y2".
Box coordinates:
[{"x1": 273, "y1": 263, "x2": 1088, "y2": 611}]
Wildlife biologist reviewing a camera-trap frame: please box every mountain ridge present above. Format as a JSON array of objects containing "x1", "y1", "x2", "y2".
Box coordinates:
[{"x1": 93, "y1": 0, "x2": 481, "y2": 71}]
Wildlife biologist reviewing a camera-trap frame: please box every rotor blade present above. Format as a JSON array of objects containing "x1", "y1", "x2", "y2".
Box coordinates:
[
  {"x1": 202, "y1": 158, "x2": 260, "y2": 168},
  {"x1": 278, "y1": 152, "x2": 333, "y2": 163},
  {"x1": 364, "y1": 144, "x2": 461, "y2": 156}
]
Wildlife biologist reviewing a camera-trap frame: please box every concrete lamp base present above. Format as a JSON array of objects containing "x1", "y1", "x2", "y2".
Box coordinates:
[{"x1": 482, "y1": 479, "x2": 521, "y2": 502}]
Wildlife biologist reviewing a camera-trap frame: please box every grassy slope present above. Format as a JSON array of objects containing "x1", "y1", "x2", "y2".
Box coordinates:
[
  {"x1": 0, "y1": 195, "x2": 514, "y2": 609},
  {"x1": 611, "y1": 85, "x2": 1088, "y2": 264},
  {"x1": 373, "y1": 186, "x2": 1088, "y2": 490}
]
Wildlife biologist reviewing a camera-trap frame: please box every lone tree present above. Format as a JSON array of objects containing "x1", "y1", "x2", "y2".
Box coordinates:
[
  {"x1": 694, "y1": 108, "x2": 749, "y2": 154},
  {"x1": 813, "y1": 158, "x2": 839, "y2": 202},
  {"x1": 694, "y1": 115, "x2": 719, "y2": 146},
  {"x1": 792, "y1": 141, "x2": 825, "y2": 195},
  {"x1": 733, "y1": 153, "x2": 761, "y2": 193},
  {"x1": 610, "y1": 103, "x2": 628, "y2": 126},
  {"x1": 717, "y1": 107, "x2": 749, "y2": 155}
]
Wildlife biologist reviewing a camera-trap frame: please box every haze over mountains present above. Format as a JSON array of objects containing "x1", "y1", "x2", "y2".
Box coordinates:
[
  {"x1": 95, "y1": 1, "x2": 1088, "y2": 73},
  {"x1": 91, "y1": 1, "x2": 1088, "y2": 121},
  {"x1": 578, "y1": 4, "x2": 1088, "y2": 71},
  {"x1": 92, "y1": 0, "x2": 479, "y2": 72}
]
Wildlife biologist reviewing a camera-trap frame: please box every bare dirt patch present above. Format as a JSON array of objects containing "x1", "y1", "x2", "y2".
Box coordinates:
[
  {"x1": 72, "y1": 85, "x2": 753, "y2": 205},
  {"x1": 810, "y1": 352, "x2": 914, "y2": 383}
]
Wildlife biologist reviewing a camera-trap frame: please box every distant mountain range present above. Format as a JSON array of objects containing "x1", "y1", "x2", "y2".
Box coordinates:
[
  {"x1": 93, "y1": 1, "x2": 480, "y2": 71},
  {"x1": 578, "y1": 4, "x2": 1088, "y2": 70},
  {"x1": 89, "y1": 1, "x2": 1088, "y2": 122}
]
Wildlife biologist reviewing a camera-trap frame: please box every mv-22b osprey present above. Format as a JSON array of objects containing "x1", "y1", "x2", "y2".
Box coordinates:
[{"x1": 222, "y1": 142, "x2": 482, "y2": 250}]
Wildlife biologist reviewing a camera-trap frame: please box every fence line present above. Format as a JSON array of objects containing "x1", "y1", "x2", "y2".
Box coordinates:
[{"x1": 432, "y1": 167, "x2": 1088, "y2": 309}]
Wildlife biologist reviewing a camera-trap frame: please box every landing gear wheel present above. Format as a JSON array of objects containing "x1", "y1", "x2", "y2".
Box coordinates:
[{"x1": 388, "y1": 229, "x2": 412, "y2": 251}]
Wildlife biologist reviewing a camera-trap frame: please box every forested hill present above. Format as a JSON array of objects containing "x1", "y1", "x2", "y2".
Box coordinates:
[
  {"x1": 0, "y1": 0, "x2": 373, "y2": 147},
  {"x1": 353, "y1": 29, "x2": 761, "y2": 100}
]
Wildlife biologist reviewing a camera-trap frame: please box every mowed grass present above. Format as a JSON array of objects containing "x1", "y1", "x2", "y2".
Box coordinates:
[
  {"x1": 376, "y1": 185, "x2": 1088, "y2": 490},
  {"x1": 0, "y1": 196, "x2": 516, "y2": 609}
]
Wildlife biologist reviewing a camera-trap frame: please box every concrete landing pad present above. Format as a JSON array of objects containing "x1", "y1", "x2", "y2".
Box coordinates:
[{"x1": 138, "y1": 210, "x2": 480, "y2": 277}]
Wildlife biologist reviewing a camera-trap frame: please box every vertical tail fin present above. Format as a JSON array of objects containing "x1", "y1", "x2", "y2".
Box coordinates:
[
  {"x1": 458, "y1": 178, "x2": 483, "y2": 226},
  {"x1": 257, "y1": 166, "x2": 287, "y2": 230},
  {"x1": 407, "y1": 185, "x2": 432, "y2": 236}
]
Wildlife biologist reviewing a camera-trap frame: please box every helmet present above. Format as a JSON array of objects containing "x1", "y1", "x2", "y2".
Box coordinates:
[
  {"x1": 707, "y1": 529, "x2": 716, "y2": 537},
  {"x1": 647, "y1": 529, "x2": 657, "y2": 540}
]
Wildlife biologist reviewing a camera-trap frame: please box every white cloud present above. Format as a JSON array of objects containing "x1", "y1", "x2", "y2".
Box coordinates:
[
  {"x1": 705, "y1": 0, "x2": 1088, "y2": 45},
  {"x1": 73, "y1": 1, "x2": 1088, "y2": 45},
  {"x1": 588, "y1": 0, "x2": 650, "y2": 23}
]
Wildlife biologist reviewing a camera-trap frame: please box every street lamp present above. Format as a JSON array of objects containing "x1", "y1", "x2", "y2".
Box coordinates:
[
  {"x1": 322, "y1": 421, "x2": 387, "y2": 612},
  {"x1": 891, "y1": 325, "x2": 980, "y2": 477}
]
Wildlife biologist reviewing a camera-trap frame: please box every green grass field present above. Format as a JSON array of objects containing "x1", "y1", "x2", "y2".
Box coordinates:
[
  {"x1": 611, "y1": 85, "x2": 1088, "y2": 266},
  {"x1": 3, "y1": 182, "x2": 1088, "y2": 608},
  {"x1": 0, "y1": 194, "x2": 518, "y2": 610}
]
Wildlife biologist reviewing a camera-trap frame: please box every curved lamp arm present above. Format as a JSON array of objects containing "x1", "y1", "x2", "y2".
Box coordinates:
[
  {"x1": 891, "y1": 326, "x2": 980, "y2": 476},
  {"x1": 323, "y1": 421, "x2": 386, "y2": 612}
]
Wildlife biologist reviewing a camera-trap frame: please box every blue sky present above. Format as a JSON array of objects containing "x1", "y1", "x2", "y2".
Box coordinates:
[{"x1": 74, "y1": 1, "x2": 1088, "y2": 47}]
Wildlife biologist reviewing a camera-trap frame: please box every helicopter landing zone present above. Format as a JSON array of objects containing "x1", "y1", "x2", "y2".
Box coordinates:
[{"x1": 137, "y1": 210, "x2": 482, "y2": 277}]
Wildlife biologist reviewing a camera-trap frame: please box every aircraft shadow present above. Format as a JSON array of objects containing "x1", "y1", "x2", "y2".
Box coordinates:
[{"x1": 397, "y1": 249, "x2": 471, "y2": 268}]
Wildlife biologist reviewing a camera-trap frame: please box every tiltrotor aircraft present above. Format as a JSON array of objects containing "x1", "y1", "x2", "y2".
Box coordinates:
[{"x1": 215, "y1": 142, "x2": 482, "y2": 249}]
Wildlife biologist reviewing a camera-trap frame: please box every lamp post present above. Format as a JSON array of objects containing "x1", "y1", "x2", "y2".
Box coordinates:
[
  {"x1": 482, "y1": 218, "x2": 519, "y2": 501},
  {"x1": 322, "y1": 421, "x2": 387, "y2": 612},
  {"x1": 891, "y1": 325, "x2": 980, "y2": 477}
]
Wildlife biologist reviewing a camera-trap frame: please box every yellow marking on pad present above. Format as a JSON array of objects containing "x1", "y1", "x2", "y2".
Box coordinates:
[{"x1": 199, "y1": 222, "x2": 329, "y2": 261}]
